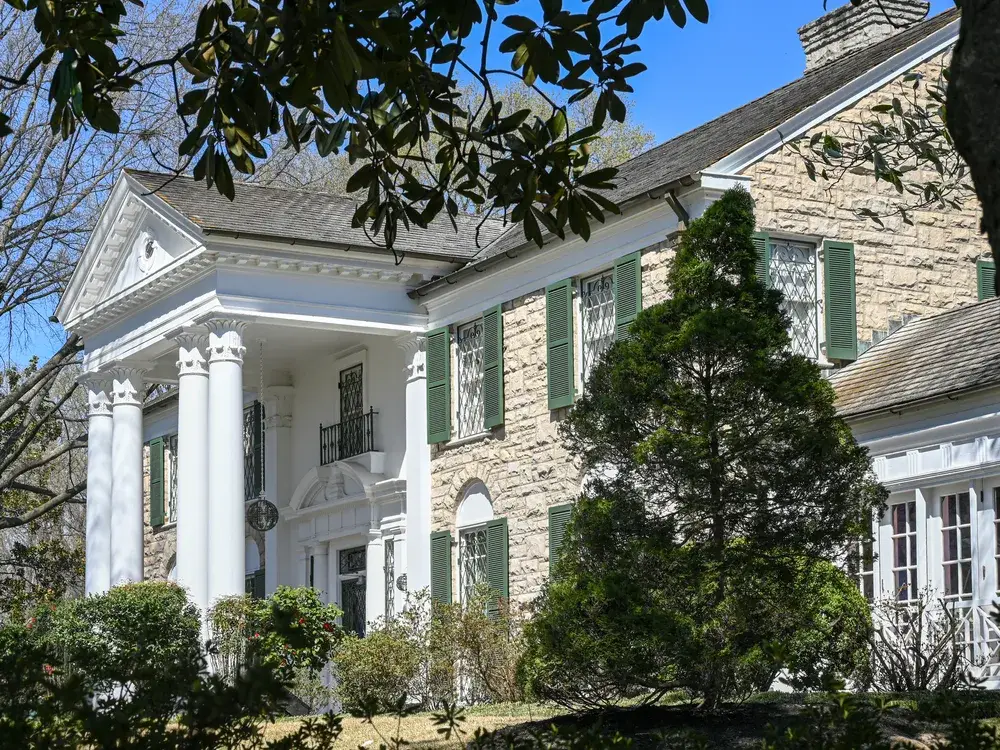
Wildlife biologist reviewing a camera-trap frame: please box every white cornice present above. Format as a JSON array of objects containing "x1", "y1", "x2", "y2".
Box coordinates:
[{"x1": 709, "y1": 18, "x2": 959, "y2": 176}]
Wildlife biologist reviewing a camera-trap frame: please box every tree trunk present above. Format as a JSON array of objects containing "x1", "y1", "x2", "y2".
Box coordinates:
[{"x1": 947, "y1": 3, "x2": 1000, "y2": 292}]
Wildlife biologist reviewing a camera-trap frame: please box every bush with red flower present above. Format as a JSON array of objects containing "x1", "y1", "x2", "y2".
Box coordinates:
[{"x1": 209, "y1": 586, "x2": 342, "y2": 683}]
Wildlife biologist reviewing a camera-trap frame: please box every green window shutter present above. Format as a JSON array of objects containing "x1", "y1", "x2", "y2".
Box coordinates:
[
  {"x1": 482, "y1": 306, "x2": 505, "y2": 429},
  {"x1": 430, "y1": 531, "x2": 452, "y2": 604},
  {"x1": 426, "y1": 328, "x2": 451, "y2": 444},
  {"x1": 546, "y1": 279, "x2": 575, "y2": 410},
  {"x1": 823, "y1": 240, "x2": 858, "y2": 362},
  {"x1": 149, "y1": 437, "x2": 165, "y2": 527},
  {"x1": 978, "y1": 259, "x2": 997, "y2": 300},
  {"x1": 547, "y1": 504, "x2": 573, "y2": 582},
  {"x1": 485, "y1": 517, "x2": 509, "y2": 619},
  {"x1": 614, "y1": 251, "x2": 642, "y2": 340},
  {"x1": 753, "y1": 232, "x2": 771, "y2": 287}
]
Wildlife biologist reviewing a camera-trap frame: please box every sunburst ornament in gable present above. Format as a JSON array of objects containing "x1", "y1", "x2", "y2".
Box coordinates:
[{"x1": 136, "y1": 229, "x2": 161, "y2": 274}]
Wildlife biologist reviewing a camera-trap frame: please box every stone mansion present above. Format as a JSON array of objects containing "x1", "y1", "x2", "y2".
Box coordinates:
[{"x1": 63, "y1": 4, "x2": 997, "y2": 658}]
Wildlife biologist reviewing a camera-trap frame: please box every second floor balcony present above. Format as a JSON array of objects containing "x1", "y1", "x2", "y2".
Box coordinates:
[{"x1": 320, "y1": 407, "x2": 378, "y2": 465}]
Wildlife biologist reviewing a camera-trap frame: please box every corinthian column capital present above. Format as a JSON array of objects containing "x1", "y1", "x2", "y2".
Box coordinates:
[
  {"x1": 396, "y1": 334, "x2": 427, "y2": 381},
  {"x1": 174, "y1": 332, "x2": 209, "y2": 377},
  {"x1": 206, "y1": 319, "x2": 247, "y2": 364},
  {"x1": 81, "y1": 375, "x2": 113, "y2": 417},
  {"x1": 109, "y1": 366, "x2": 146, "y2": 407}
]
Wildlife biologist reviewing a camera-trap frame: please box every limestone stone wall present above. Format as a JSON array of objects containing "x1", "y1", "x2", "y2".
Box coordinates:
[
  {"x1": 435, "y1": 50, "x2": 986, "y2": 605},
  {"x1": 429, "y1": 241, "x2": 675, "y2": 602},
  {"x1": 744, "y1": 50, "x2": 986, "y2": 344}
]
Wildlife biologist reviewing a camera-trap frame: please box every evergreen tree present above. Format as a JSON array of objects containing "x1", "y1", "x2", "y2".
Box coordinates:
[{"x1": 523, "y1": 188, "x2": 886, "y2": 708}]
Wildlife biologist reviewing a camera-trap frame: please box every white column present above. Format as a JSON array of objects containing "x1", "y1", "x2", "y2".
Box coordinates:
[
  {"x1": 84, "y1": 377, "x2": 113, "y2": 595},
  {"x1": 366, "y1": 529, "x2": 384, "y2": 625},
  {"x1": 206, "y1": 319, "x2": 247, "y2": 606},
  {"x1": 263, "y1": 382, "x2": 295, "y2": 595},
  {"x1": 110, "y1": 366, "x2": 145, "y2": 586},
  {"x1": 399, "y1": 335, "x2": 431, "y2": 595},
  {"x1": 175, "y1": 334, "x2": 210, "y2": 625},
  {"x1": 311, "y1": 543, "x2": 329, "y2": 603}
]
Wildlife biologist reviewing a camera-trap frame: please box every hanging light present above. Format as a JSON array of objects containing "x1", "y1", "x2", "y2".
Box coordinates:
[{"x1": 247, "y1": 338, "x2": 279, "y2": 532}]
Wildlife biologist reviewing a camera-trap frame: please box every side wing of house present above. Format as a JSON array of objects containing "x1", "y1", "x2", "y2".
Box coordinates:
[{"x1": 411, "y1": 8, "x2": 981, "y2": 606}]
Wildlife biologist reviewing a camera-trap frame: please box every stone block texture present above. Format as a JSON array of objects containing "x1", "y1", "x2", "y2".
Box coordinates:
[
  {"x1": 431, "y1": 48, "x2": 987, "y2": 604},
  {"x1": 743, "y1": 51, "x2": 985, "y2": 345}
]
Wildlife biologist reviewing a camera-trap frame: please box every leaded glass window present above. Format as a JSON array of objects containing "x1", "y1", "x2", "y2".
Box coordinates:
[
  {"x1": 457, "y1": 320, "x2": 485, "y2": 438},
  {"x1": 891, "y1": 501, "x2": 918, "y2": 602},
  {"x1": 942, "y1": 492, "x2": 973, "y2": 600},
  {"x1": 384, "y1": 539, "x2": 395, "y2": 621},
  {"x1": 769, "y1": 240, "x2": 818, "y2": 360},
  {"x1": 581, "y1": 271, "x2": 615, "y2": 385},
  {"x1": 339, "y1": 546, "x2": 366, "y2": 575},
  {"x1": 166, "y1": 434, "x2": 179, "y2": 524},
  {"x1": 459, "y1": 527, "x2": 488, "y2": 604}
]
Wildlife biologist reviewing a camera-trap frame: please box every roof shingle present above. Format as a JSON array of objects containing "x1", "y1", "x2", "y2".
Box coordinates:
[
  {"x1": 449, "y1": 9, "x2": 960, "y2": 269},
  {"x1": 126, "y1": 170, "x2": 506, "y2": 262},
  {"x1": 830, "y1": 297, "x2": 1000, "y2": 419}
]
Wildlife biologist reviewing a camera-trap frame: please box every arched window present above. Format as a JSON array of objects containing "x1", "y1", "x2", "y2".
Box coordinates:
[{"x1": 456, "y1": 482, "x2": 493, "y2": 604}]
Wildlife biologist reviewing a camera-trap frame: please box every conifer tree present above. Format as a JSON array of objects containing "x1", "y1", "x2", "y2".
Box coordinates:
[{"x1": 524, "y1": 188, "x2": 886, "y2": 708}]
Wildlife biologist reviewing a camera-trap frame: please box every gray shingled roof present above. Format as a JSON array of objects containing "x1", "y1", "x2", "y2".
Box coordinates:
[
  {"x1": 427, "y1": 8, "x2": 959, "y2": 273},
  {"x1": 830, "y1": 297, "x2": 1000, "y2": 419},
  {"x1": 126, "y1": 170, "x2": 506, "y2": 262}
]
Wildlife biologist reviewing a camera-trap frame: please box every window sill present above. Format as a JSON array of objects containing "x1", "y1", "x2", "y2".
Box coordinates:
[
  {"x1": 153, "y1": 521, "x2": 177, "y2": 532},
  {"x1": 443, "y1": 431, "x2": 493, "y2": 450}
]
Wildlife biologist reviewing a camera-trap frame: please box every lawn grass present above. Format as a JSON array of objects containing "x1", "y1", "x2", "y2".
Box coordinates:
[{"x1": 261, "y1": 703, "x2": 563, "y2": 747}]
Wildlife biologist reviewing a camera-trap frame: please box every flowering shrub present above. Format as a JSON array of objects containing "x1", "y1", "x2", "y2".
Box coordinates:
[{"x1": 210, "y1": 586, "x2": 342, "y2": 682}]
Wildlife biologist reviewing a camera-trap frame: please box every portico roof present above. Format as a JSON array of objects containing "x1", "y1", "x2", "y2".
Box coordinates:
[{"x1": 126, "y1": 170, "x2": 507, "y2": 262}]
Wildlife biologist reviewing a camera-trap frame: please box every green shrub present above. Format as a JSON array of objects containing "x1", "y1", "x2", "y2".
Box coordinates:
[
  {"x1": 334, "y1": 622, "x2": 423, "y2": 712},
  {"x1": 209, "y1": 585, "x2": 342, "y2": 682},
  {"x1": 0, "y1": 583, "x2": 343, "y2": 747},
  {"x1": 43, "y1": 581, "x2": 203, "y2": 703}
]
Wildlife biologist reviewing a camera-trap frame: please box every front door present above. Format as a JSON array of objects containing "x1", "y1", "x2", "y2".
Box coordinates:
[
  {"x1": 341, "y1": 579, "x2": 366, "y2": 636},
  {"x1": 339, "y1": 364, "x2": 364, "y2": 459}
]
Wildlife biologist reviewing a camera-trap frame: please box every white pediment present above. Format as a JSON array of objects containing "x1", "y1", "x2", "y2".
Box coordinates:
[{"x1": 57, "y1": 173, "x2": 203, "y2": 330}]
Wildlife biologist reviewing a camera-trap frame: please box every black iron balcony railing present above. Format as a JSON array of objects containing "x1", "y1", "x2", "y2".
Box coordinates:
[{"x1": 320, "y1": 407, "x2": 377, "y2": 465}]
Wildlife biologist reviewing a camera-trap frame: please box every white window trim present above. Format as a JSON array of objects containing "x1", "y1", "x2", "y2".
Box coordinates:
[
  {"x1": 766, "y1": 233, "x2": 831, "y2": 368},
  {"x1": 453, "y1": 318, "x2": 485, "y2": 440},
  {"x1": 458, "y1": 524, "x2": 489, "y2": 605},
  {"x1": 577, "y1": 268, "x2": 616, "y2": 390}
]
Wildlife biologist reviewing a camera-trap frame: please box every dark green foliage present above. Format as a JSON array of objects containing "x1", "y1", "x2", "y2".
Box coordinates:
[
  {"x1": 0, "y1": 582, "x2": 344, "y2": 747},
  {"x1": 524, "y1": 188, "x2": 886, "y2": 708}
]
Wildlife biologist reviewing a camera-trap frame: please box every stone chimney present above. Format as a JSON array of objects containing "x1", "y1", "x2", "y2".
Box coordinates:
[{"x1": 798, "y1": 0, "x2": 930, "y2": 72}]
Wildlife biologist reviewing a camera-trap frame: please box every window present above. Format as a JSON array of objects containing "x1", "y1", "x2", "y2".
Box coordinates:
[
  {"x1": 942, "y1": 492, "x2": 973, "y2": 600},
  {"x1": 243, "y1": 401, "x2": 264, "y2": 501},
  {"x1": 891, "y1": 501, "x2": 918, "y2": 601},
  {"x1": 384, "y1": 538, "x2": 395, "y2": 621},
  {"x1": 580, "y1": 270, "x2": 615, "y2": 385},
  {"x1": 165, "y1": 434, "x2": 178, "y2": 524},
  {"x1": 456, "y1": 320, "x2": 485, "y2": 438},
  {"x1": 859, "y1": 538, "x2": 875, "y2": 602},
  {"x1": 339, "y1": 546, "x2": 367, "y2": 636},
  {"x1": 769, "y1": 239, "x2": 819, "y2": 360},
  {"x1": 459, "y1": 527, "x2": 488, "y2": 604},
  {"x1": 995, "y1": 489, "x2": 1000, "y2": 593}
]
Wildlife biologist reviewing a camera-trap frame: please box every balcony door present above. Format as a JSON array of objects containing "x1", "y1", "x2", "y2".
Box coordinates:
[{"x1": 339, "y1": 363, "x2": 364, "y2": 459}]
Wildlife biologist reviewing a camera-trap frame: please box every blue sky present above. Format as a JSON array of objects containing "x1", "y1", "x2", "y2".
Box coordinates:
[{"x1": 624, "y1": 0, "x2": 950, "y2": 142}]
